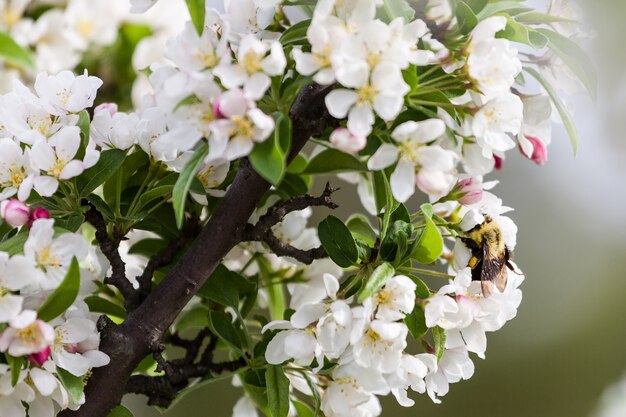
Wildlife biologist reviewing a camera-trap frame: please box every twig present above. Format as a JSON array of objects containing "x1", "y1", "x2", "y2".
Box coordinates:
[
  {"x1": 242, "y1": 182, "x2": 338, "y2": 264},
  {"x1": 84, "y1": 205, "x2": 135, "y2": 307}
]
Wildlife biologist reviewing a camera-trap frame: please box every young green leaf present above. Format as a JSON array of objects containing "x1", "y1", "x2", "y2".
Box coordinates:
[
  {"x1": 207, "y1": 310, "x2": 244, "y2": 352},
  {"x1": 76, "y1": 149, "x2": 127, "y2": 198},
  {"x1": 84, "y1": 296, "x2": 127, "y2": 319},
  {"x1": 318, "y1": 215, "x2": 359, "y2": 268},
  {"x1": 411, "y1": 204, "x2": 443, "y2": 264},
  {"x1": 301, "y1": 148, "x2": 367, "y2": 174},
  {"x1": 108, "y1": 406, "x2": 134, "y2": 417},
  {"x1": 405, "y1": 306, "x2": 428, "y2": 340},
  {"x1": 0, "y1": 32, "x2": 35, "y2": 71},
  {"x1": 37, "y1": 258, "x2": 81, "y2": 322},
  {"x1": 249, "y1": 113, "x2": 290, "y2": 186},
  {"x1": 347, "y1": 214, "x2": 377, "y2": 247},
  {"x1": 279, "y1": 19, "x2": 311, "y2": 46},
  {"x1": 432, "y1": 326, "x2": 447, "y2": 362},
  {"x1": 56, "y1": 367, "x2": 85, "y2": 404},
  {"x1": 186, "y1": 0, "x2": 206, "y2": 36},
  {"x1": 0, "y1": 229, "x2": 28, "y2": 256},
  {"x1": 358, "y1": 262, "x2": 395, "y2": 302},
  {"x1": 380, "y1": 0, "x2": 415, "y2": 23},
  {"x1": 497, "y1": 16, "x2": 548, "y2": 49},
  {"x1": 197, "y1": 264, "x2": 247, "y2": 309},
  {"x1": 524, "y1": 67, "x2": 578, "y2": 154},
  {"x1": 173, "y1": 143, "x2": 208, "y2": 229},
  {"x1": 6, "y1": 355, "x2": 24, "y2": 386},
  {"x1": 266, "y1": 365, "x2": 290, "y2": 417}
]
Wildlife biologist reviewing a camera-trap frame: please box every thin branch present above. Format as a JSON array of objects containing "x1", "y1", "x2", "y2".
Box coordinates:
[
  {"x1": 84, "y1": 205, "x2": 135, "y2": 307},
  {"x1": 126, "y1": 330, "x2": 245, "y2": 408},
  {"x1": 242, "y1": 182, "x2": 337, "y2": 264}
]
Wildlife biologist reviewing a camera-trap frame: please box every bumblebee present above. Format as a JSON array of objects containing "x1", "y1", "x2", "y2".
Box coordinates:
[{"x1": 460, "y1": 216, "x2": 514, "y2": 297}]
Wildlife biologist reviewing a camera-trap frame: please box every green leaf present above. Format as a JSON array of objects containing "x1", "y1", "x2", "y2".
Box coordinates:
[
  {"x1": 107, "y1": 406, "x2": 134, "y2": 417},
  {"x1": 433, "y1": 326, "x2": 447, "y2": 362},
  {"x1": 411, "y1": 204, "x2": 443, "y2": 264},
  {"x1": 76, "y1": 149, "x2": 126, "y2": 198},
  {"x1": 138, "y1": 185, "x2": 174, "y2": 208},
  {"x1": 37, "y1": 258, "x2": 80, "y2": 322},
  {"x1": 301, "y1": 149, "x2": 367, "y2": 174},
  {"x1": 477, "y1": 1, "x2": 530, "y2": 19},
  {"x1": 514, "y1": 11, "x2": 578, "y2": 25},
  {"x1": 173, "y1": 143, "x2": 208, "y2": 229},
  {"x1": 318, "y1": 215, "x2": 359, "y2": 268},
  {"x1": 293, "y1": 400, "x2": 314, "y2": 417},
  {"x1": 207, "y1": 310, "x2": 244, "y2": 352},
  {"x1": 249, "y1": 114, "x2": 290, "y2": 186},
  {"x1": 455, "y1": 1, "x2": 478, "y2": 33},
  {"x1": 56, "y1": 367, "x2": 84, "y2": 404},
  {"x1": 0, "y1": 32, "x2": 35, "y2": 71},
  {"x1": 380, "y1": 0, "x2": 415, "y2": 22},
  {"x1": 0, "y1": 229, "x2": 28, "y2": 255},
  {"x1": 197, "y1": 264, "x2": 251, "y2": 309},
  {"x1": 266, "y1": 365, "x2": 290, "y2": 417},
  {"x1": 379, "y1": 220, "x2": 412, "y2": 262},
  {"x1": 186, "y1": 0, "x2": 206, "y2": 35},
  {"x1": 175, "y1": 304, "x2": 210, "y2": 333},
  {"x1": 6, "y1": 355, "x2": 23, "y2": 386},
  {"x1": 409, "y1": 275, "x2": 430, "y2": 299},
  {"x1": 534, "y1": 28, "x2": 597, "y2": 100},
  {"x1": 346, "y1": 214, "x2": 377, "y2": 247},
  {"x1": 279, "y1": 19, "x2": 311, "y2": 46},
  {"x1": 75, "y1": 110, "x2": 91, "y2": 160},
  {"x1": 405, "y1": 306, "x2": 428, "y2": 340},
  {"x1": 524, "y1": 66, "x2": 578, "y2": 154},
  {"x1": 357, "y1": 262, "x2": 395, "y2": 302},
  {"x1": 497, "y1": 16, "x2": 548, "y2": 49},
  {"x1": 84, "y1": 296, "x2": 127, "y2": 319},
  {"x1": 128, "y1": 238, "x2": 168, "y2": 257}
]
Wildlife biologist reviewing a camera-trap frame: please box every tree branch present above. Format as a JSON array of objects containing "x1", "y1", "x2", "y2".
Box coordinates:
[
  {"x1": 84, "y1": 205, "x2": 135, "y2": 308},
  {"x1": 62, "y1": 83, "x2": 337, "y2": 417},
  {"x1": 242, "y1": 182, "x2": 337, "y2": 264}
]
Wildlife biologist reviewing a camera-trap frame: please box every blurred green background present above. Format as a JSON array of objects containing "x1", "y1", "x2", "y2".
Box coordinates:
[{"x1": 126, "y1": 0, "x2": 626, "y2": 416}]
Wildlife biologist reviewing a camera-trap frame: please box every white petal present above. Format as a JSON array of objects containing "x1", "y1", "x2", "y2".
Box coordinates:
[
  {"x1": 367, "y1": 144, "x2": 399, "y2": 170},
  {"x1": 390, "y1": 158, "x2": 416, "y2": 203},
  {"x1": 325, "y1": 89, "x2": 357, "y2": 119}
]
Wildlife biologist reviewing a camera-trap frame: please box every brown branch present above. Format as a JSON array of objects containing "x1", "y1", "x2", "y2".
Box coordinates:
[
  {"x1": 84, "y1": 205, "x2": 135, "y2": 307},
  {"x1": 126, "y1": 330, "x2": 245, "y2": 408},
  {"x1": 62, "y1": 83, "x2": 338, "y2": 417},
  {"x1": 242, "y1": 182, "x2": 337, "y2": 264}
]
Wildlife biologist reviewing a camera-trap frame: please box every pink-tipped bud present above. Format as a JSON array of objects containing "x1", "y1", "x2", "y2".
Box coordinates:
[
  {"x1": 329, "y1": 128, "x2": 366, "y2": 155},
  {"x1": 520, "y1": 135, "x2": 548, "y2": 166},
  {"x1": 27, "y1": 346, "x2": 51, "y2": 367},
  {"x1": 213, "y1": 89, "x2": 248, "y2": 119},
  {"x1": 457, "y1": 177, "x2": 483, "y2": 205},
  {"x1": 29, "y1": 207, "x2": 51, "y2": 228},
  {"x1": 94, "y1": 102, "x2": 118, "y2": 116},
  {"x1": 64, "y1": 343, "x2": 79, "y2": 354},
  {"x1": 1, "y1": 199, "x2": 30, "y2": 228},
  {"x1": 494, "y1": 155, "x2": 503, "y2": 170}
]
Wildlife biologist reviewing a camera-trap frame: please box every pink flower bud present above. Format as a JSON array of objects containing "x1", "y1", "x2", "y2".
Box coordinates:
[
  {"x1": 27, "y1": 346, "x2": 51, "y2": 367},
  {"x1": 29, "y1": 207, "x2": 51, "y2": 228},
  {"x1": 94, "y1": 102, "x2": 118, "y2": 116},
  {"x1": 1, "y1": 199, "x2": 30, "y2": 227},
  {"x1": 494, "y1": 155, "x2": 503, "y2": 170},
  {"x1": 457, "y1": 177, "x2": 483, "y2": 205},
  {"x1": 329, "y1": 128, "x2": 366, "y2": 154},
  {"x1": 520, "y1": 135, "x2": 548, "y2": 166},
  {"x1": 64, "y1": 343, "x2": 79, "y2": 354}
]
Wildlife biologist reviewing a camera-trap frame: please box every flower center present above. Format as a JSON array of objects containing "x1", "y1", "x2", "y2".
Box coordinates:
[
  {"x1": 76, "y1": 20, "x2": 95, "y2": 37},
  {"x1": 16, "y1": 323, "x2": 43, "y2": 347},
  {"x1": 198, "y1": 51, "x2": 219, "y2": 69},
  {"x1": 27, "y1": 115, "x2": 53, "y2": 136},
  {"x1": 313, "y1": 46, "x2": 332, "y2": 68},
  {"x1": 242, "y1": 51, "x2": 262, "y2": 76},
  {"x1": 230, "y1": 115, "x2": 254, "y2": 139},
  {"x1": 48, "y1": 158, "x2": 67, "y2": 178},
  {"x1": 8, "y1": 165, "x2": 25, "y2": 188},
  {"x1": 367, "y1": 52, "x2": 381, "y2": 68},
  {"x1": 197, "y1": 165, "x2": 218, "y2": 189},
  {"x1": 37, "y1": 247, "x2": 61, "y2": 271},
  {"x1": 357, "y1": 84, "x2": 377, "y2": 106},
  {"x1": 399, "y1": 141, "x2": 422, "y2": 166}
]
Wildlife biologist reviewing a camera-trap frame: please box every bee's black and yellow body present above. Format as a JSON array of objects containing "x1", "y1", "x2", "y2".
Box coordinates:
[{"x1": 461, "y1": 217, "x2": 513, "y2": 296}]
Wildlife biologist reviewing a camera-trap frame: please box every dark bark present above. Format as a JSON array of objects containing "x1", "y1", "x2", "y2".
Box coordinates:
[
  {"x1": 60, "y1": 83, "x2": 336, "y2": 417},
  {"x1": 242, "y1": 181, "x2": 338, "y2": 264}
]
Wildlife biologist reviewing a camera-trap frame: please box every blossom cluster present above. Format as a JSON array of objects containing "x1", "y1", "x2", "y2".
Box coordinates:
[{"x1": 0, "y1": 216, "x2": 108, "y2": 416}]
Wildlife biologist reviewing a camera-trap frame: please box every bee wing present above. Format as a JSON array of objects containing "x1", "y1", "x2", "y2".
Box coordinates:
[{"x1": 480, "y1": 243, "x2": 508, "y2": 296}]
